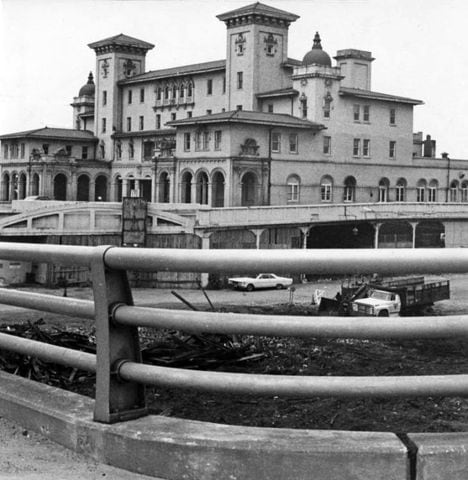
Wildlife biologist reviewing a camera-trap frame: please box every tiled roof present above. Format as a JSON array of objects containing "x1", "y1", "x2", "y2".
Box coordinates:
[
  {"x1": 88, "y1": 33, "x2": 154, "y2": 51},
  {"x1": 0, "y1": 127, "x2": 98, "y2": 141},
  {"x1": 217, "y1": 2, "x2": 299, "y2": 22},
  {"x1": 256, "y1": 88, "x2": 299, "y2": 98},
  {"x1": 339, "y1": 87, "x2": 423, "y2": 105},
  {"x1": 167, "y1": 110, "x2": 325, "y2": 130},
  {"x1": 120, "y1": 59, "x2": 226, "y2": 85}
]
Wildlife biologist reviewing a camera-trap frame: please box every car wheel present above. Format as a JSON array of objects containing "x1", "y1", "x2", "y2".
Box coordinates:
[
  {"x1": 378, "y1": 310, "x2": 389, "y2": 317},
  {"x1": 276, "y1": 284, "x2": 284, "y2": 290},
  {"x1": 246, "y1": 284, "x2": 254, "y2": 292}
]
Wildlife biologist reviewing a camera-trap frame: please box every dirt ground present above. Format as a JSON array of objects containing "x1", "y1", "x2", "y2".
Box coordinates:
[{"x1": 2, "y1": 274, "x2": 468, "y2": 435}]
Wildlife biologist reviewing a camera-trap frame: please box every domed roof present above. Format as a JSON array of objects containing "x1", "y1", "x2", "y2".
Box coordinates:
[
  {"x1": 78, "y1": 72, "x2": 95, "y2": 97},
  {"x1": 302, "y1": 32, "x2": 332, "y2": 67}
]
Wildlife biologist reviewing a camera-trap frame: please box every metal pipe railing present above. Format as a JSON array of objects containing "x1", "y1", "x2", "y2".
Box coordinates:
[
  {"x1": 104, "y1": 247, "x2": 468, "y2": 275},
  {"x1": 0, "y1": 289, "x2": 94, "y2": 319},
  {"x1": 0, "y1": 332, "x2": 96, "y2": 372},
  {"x1": 114, "y1": 305, "x2": 468, "y2": 339},
  {"x1": 118, "y1": 361, "x2": 468, "y2": 398}
]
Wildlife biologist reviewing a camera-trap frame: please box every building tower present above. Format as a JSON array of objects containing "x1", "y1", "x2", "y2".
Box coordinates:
[
  {"x1": 71, "y1": 72, "x2": 95, "y2": 132},
  {"x1": 88, "y1": 34, "x2": 154, "y2": 160},
  {"x1": 217, "y1": 2, "x2": 299, "y2": 111}
]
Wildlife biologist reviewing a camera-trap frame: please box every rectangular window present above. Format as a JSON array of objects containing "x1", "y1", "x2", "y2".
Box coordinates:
[
  {"x1": 195, "y1": 132, "x2": 201, "y2": 151},
  {"x1": 288, "y1": 182, "x2": 299, "y2": 202},
  {"x1": 3, "y1": 144, "x2": 8, "y2": 159},
  {"x1": 268, "y1": 104, "x2": 274, "y2": 113},
  {"x1": 363, "y1": 139, "x2": 370, "y2": 157},
  {"x1": 65, "y1": 145, "x2": 72, "y2": 156},
  {"x1": 139, "y1": 116, "x2": 144, "y2": 130},
  {"x1": 102, "y1": 118, "x2": 107, "y2": 133},
  {"x1": 140, "y1": 88, "x2": 145, "y2": 103},
  {"x1": 271, "y1": 132, "x2": 281, "y2": 152},
  {"x1": 289, "y1": 134, "x2": 298, "y2": 153},
  {"x1": 321, "y1": 184, "x2": 332, "y2": 202},
  {"x1": 187, "y1": 111, "x2": 192, "y2": 118},
  {"x1": 237, "y1": 71, "x2": 243, "y2": 89},
  {"x1": 127, "y1": 117, "x2": 132, "y2": 131},
  {"x1": 20, "y1": 143, "x2": 25, "y2": 158},
  {"x1": 171, "y1": 112, "x2": 176, "y2": 121},
  {"x1": 42, "y1": 144, "x2": 49, "y2": 155},
  {"x1": 157, "y1": 87, "x2": 162, "y2": 101},
  {"x1": 222, "y1": 76, "x2": 226, "y2": 93},
  {"x1": 102, "y1": 90, "x2": 107, "y2": 106},
  {"x1": 428, "y1": 187, "x2": 437, "y2": 202},
  {"x1": 353, "y1": 138, "x2": 361, "y2": 156},
  {"x1": 202, "y1": 131, "x2": 209, "y2": 150},
  {"x1": 128, "y1": 90, "x2": 132, "y2": 104},
  {"x1": 417, "y1": 187, "x2": 425, "y2": 203},
  {"x1": 156, "y1": 114, "x2": 161, "y2": 129},
  {"x1": 353, "y1": 104, "x2": 360, "y2": 122},
  {"x1": 207, "y1": 79, "x2": 213, "y2": 95},
  {"x1": 323, "y1": 136, "x2": 331, "y2": 155},
  {"x1": 143, "y1": 141, "x2": 154, "y2": 159},
  {"x1": 236, "y1": 105, "x2": 243, "y2": 111},
  {"x1": 184, "y1": 132, "x2": 191, "y2": 151},
  {"x1": 390, "y1": 108, "x2": 396, "y2": 125},
  {"x1": 206, "y1": 109, "x2": 212, "y2": 115},
  {"x1": 81, "y1": 146, "x2": 88, "y2": 160},
  {"x1": 129, "y1": 142, "x2": 134, "y2": 159},
  {"x1": 389, "y1": 141, "x2": 396, "y2": 158},
  {"x1": 396, "y1": 185, "x2": 405, "y2": 202},
  {"x1": 363, "y1": 105, "x2": 370, "y2": 122},
  {"x1": 214, "y1": 130, "x2": 222, "y2": 150}
]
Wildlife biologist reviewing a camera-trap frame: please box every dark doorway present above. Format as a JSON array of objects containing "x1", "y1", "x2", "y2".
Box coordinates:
[
  {"x1": 54, "y1": 174, "x2": 67, "y2": 200},
  {"x1": 307, "y1": 223, "x2": 374, "y2": 249}
]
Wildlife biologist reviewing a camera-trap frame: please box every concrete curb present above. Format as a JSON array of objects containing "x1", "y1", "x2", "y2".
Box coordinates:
[{"x1": 0, "y1": 371, "x2": 410, "y2": 480}]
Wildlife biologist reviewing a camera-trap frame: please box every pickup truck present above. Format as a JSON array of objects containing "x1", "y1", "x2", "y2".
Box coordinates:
[
  {"x1": 351, "y1": 289, "x2": 401, "y2": 317},
  {"x1": 228, "y1": 273, "x2": 293, "y2": 292}
]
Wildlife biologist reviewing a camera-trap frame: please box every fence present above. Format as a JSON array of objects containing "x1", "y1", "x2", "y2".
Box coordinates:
[{"x1": 1, "y1": 242, "x2": 468, "y2": 423}]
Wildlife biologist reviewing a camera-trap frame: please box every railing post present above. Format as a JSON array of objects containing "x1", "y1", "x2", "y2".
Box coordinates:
[{"x1": 90, "y1": 245, "x2": 147, "y2": 423}]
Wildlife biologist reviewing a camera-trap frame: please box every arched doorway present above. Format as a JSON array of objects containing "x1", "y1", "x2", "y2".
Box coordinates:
[
  {"x1": 158, "y1": 172, "x2": 170, "y2": 203},
  {"x1": 31, "y1": 173, "x2": 40, "y2": 196},
  {"x1": 54, "y1": 174, "x2": 67, "y2": 200},
  {"x1": 196, "y1": 171, "x2": 209, "y2": 205},
  {"x1": 115, "y1": 176, "x2": 123, "y2": 201},
  {"x1": 212, "y1": 171, "x2": 225, "y2": 207},
  {"x1": 181, "y1": 172, "x2": 192, "y2": 203},
  {"x1": 18, "y1": 173, "x2": 26, "y2": 199},
  {"x1": 415, "y1": 221, "x2": 445, "y2": 248},
  {"x1": 2, "y1": 174, "x2": 10, "y2": 201},
  {"x1": 95, "y1": 175, "x2": 107, "y2": 201},
  {"x1": 241, "y1": 171, "x2": 257, "y2": 206},
  {"x1": 378, "y1": 222, "x2": 412, "y2": 248},
  {"x1": 77, "y1": 175, "x2": 90, "y2": 201},
  {"x1": 140, "y1": 176, "x2": 152, "y2": 202}
]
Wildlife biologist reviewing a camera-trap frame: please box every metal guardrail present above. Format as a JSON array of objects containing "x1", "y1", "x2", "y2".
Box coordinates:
[{"x1": 0, "y1": 242, "x2": 468, "y2": 423}]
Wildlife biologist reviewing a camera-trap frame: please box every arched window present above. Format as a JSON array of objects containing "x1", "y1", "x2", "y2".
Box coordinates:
[
  {"x1": 196, "y1": 171, "x2": 209, "y2": 205},
  {"x1": 2, "y1": 173, "x2": 10, "y2": 201},
  {"x1": 378, "y1": 178, "x2": 389, "y2": 203},
  {"x1": 320, "y1": 175, "x2": 333, "y2": 202},
  {"x1": 344, "y1": 176, "x2": 356, "y2": 202},
  {"x1": 416, "y1": 179, "x2": 427, "y2": 203},
  {"x1": 95, "y1": 175, "x2": 108, "y2": 201},
  {"x1": 450, "y1": 180, "x2": 459, "y2": 202},
  {"x1": 395, "y1": 178, "x2": 407, "y2": 202},
  {"x1": 287, "y1": 175, "x2": 300, "y2": 202},
  {"x1": 18, "y1": 173, "x2": 27, "y2": 199},
  {"x1": 31, "y1": 173, "x2": 40, "y2": 196},
  {"x1": 428, "y1": 179, "x2": 438, "y2": 202},
  {"x1": 462, "y1": 181, "x2": 468, "y2": 202}
]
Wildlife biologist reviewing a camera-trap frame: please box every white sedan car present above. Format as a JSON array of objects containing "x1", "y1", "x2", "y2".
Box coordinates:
[{"x1": 228, "y1": 273, "x2": 293, "y2": 292}]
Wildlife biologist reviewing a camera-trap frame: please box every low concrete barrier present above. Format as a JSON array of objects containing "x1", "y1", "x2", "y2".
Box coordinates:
[{"x1": 0, "y1": 371, "x2": 408, "y2": 480}]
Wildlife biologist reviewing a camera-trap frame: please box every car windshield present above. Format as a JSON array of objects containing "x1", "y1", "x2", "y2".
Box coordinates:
[{"x1": 369, "y1": 290, "x2": 391, "y2": 301}]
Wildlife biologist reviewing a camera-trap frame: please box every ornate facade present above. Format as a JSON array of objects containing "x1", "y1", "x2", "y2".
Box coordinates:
[{"x1": 1, "y1": 2, "x2": 467, "y2": 207}]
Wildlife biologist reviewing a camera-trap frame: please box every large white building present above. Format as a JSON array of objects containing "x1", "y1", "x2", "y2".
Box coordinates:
[{"x1": 1, "y1": 2, "x2": 466, "y2": 208}]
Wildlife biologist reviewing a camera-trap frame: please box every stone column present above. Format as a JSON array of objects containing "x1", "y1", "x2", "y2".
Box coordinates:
[
  {"x1": 207, "y1": 182, "x2": 213, "y2": 207},
  {"x1": 249, "y1": 228, "x2": 265, "y2": 250},
  {"x1": 191, "y1": 180, "x2": 196, "y2": 204},
  {"x1": 90, "y1": 180, "x2": 96, "y2": 202},
  {"x1": 410, "y1": 222, "x2": 418, "y2": 248},
  {"x1": 373, "y1": 223, "x2": 382, "y2": 249}
]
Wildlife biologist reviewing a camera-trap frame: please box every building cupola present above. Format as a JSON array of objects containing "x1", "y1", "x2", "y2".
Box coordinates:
[
  {"x1": 302, "y1": 32, "x2": 332, "y2": 67},
  {"x1": 78, "y1": 72, "x2": 95, "y2": 97}
]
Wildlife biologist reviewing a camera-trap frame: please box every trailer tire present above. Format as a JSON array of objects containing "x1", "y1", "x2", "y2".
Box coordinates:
[{"x1": 378, "y1": 310, "x2": 389, "y2": 317}]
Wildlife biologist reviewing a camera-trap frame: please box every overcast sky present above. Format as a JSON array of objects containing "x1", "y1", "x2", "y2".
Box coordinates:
[{"x1": 1, "y1": 0, "x2": 467, "y2": 158}]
